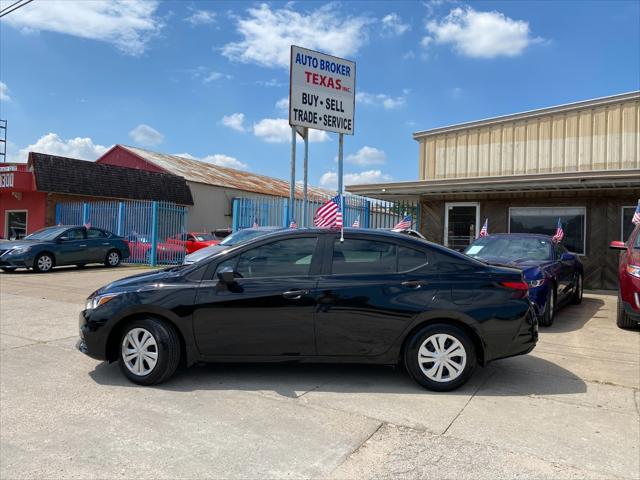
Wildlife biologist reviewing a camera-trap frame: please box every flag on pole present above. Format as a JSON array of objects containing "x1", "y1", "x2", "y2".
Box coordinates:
[
  {"x1": 392, "y1": 215, "x2": 412, "y2": 232},
  {"x1": 252, "y1": 218, "x2": 258, "y2": 228},
  {"x1": 352, "y1": 215, "x2": 360, "y2": 228},
  {"x1": 83, "y1": 222, "x2": 91, "y2": 229},
  {"x1": 551, "y1": 218, "x2": 564, "y2": 243},
  {"x1": 289, "y1": 219, "x2": 298, "y2": 229},
  {"x1": 632, "y1": 200, "x2": 640, "y2": 226},
  {"x1": 314, "y1": 195, "x2": 343, "y2": 228},
  {"x1": 479, "y1": 218, "x2": 488, "y2": 237}
]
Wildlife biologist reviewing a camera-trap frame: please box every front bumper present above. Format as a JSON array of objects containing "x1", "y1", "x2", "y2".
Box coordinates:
[
  {"x1": 0, "y1": 251, "x2": 33, "y2": 268},
  {"x1": 77, "y1": 310, "x2": 110, "y2": 361},
  {"x1": 622, "y1": 299, "x2": 640, "y2": 324}
]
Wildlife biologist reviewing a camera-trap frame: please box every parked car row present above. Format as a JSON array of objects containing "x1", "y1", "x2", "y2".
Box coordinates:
[{"x1": 609, "y1": 223, "x2": 640, "y2": 329}]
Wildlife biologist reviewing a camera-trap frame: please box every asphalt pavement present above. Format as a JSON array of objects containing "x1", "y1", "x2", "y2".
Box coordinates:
[{"x1": 1, "y1": 266, "x2": 638, "y2": 479}]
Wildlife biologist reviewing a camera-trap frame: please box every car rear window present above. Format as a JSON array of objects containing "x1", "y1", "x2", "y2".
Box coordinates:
[
  {"x1": 332, "y1": 239, "x2": 397, "y2": 275},
  {"x1": 87, "y1": 229, "x2": 107, "y2": 239}
]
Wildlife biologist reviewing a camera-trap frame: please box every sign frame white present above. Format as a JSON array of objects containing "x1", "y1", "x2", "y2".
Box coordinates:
[{"x1": 289, "y1": 45, "x2": 356, "y2": 136}]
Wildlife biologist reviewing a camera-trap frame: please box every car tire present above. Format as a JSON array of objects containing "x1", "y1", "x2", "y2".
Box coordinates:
[
  {"x1": 33, "y1": 253, "x2": 55, "y2": 273},
  {"x1": 616, "y1": 295, "x2": 638, "y2": 330},
  {"x1": 571, "y1": 273, "x2": 583, "y2": 305},
  {"x1": 404, "y1": 323, "x2": 476, "y2": 392},
  {"x1": 0, "y1": 267, "x2": 17, "y2": 272},
  {"x1": 118, "y1": 318, "x2": 181, "y2": 385},
  {"x1": 105, "y1": 249, "x2": 121, "y2": 268},
  {"x1": 540, "y1": 286, "x2": 556, "y2": 327}
]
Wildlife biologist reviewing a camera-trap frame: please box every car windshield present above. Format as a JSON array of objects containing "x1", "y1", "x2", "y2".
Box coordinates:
[
  {"x1": 193, "y1": 233, "x2": 215, "y2": 241},
  {"x1": 24, "y1": 226, "x2": 68, "y2": 241},
  {"x1": 464, "y1": 236, "x2": 552, "y2": 262},
  {"x1": 219, "y1": 229, "x2": 275, "y2": 246}
]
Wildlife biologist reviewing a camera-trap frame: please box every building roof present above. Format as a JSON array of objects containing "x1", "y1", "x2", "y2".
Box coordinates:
[
  {"x1": 413, "y1": 91, "x2": 640, "y2": 140},
  {"x1": 115, "y1": 145, "x2": 334, "y2": 199},
  {"x1": 30, "y1": 152, "x2": 194, "y2": 205},
  {"x1": 346, "y1": 169, "x2": 640, "y2": 199}
]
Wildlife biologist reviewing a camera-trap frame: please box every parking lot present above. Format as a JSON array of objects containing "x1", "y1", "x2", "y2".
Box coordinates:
[{"x1": 1, "y1": 266, "x2": 638, "y2": 480}]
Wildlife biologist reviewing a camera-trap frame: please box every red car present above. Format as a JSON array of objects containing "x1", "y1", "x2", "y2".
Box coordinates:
[
  {"x1": 166, "y1": 232, "x2": 220, "y2": 254},
  {"x1": 126, "y1": 234, "x2": 184, "y2": 264},
  {"x1": 609, "y1": 223, "x2": 640, "y2": 329}
]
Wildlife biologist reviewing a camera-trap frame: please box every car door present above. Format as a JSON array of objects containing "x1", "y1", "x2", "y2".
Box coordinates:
[
  {"x1": 86, "y1": 228, "x2": 111, "y2": 262},
  {"x1": 192, "y1": 235, "x2": 321, "y2": 356},
  {"x1": 55, "y1": 228, "x2": 88, "y2": 265},
  {"x1": 555, "y1": 244, "x2": 574, "y2": 299},
  {"x1": 314, "y1": 235, "x2": 439, "y2": 357}
]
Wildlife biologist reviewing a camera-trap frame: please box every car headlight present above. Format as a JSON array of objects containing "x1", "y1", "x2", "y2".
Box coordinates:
[
  {"x1": 85, "y1": 293, "x2": 120, "y2": 310},
  {"x1": 527, "y1": 279, "x2": 546, "y2": 288},
  {"x1": 9, "y1": 245, "x2": 31, "y2": 254},
  {"x1": 627, "y1": 265, "x2": 640, "y2": 278}
]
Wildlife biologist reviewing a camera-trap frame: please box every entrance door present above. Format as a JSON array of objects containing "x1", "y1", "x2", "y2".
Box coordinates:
[
  {"x1": 5, "y1": 211, "x2": 27, "y2": 240},
  {"x1": 445, "y1": 203, "x2": 479, "y2": 251}
]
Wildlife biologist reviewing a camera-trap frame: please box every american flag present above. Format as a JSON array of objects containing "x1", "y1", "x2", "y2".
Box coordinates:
[
  {"x1": 83, "y1": 222, "x2": 91, "y2": 229},
  {"x1": 252, "y1": 218, "x2": 259, "y2": 228},
  {"x1": 314, "y1": 195, "x2": 343, "y2": 228},
  {"x1": 392, "y1": 215, "x2": 412, "y2": 232},
  {"x1": 352, "y1": 215, "x2": 360, "y2": 228},
  {"x1": 633, "y1": 201, "x2": 640, "y2": 226},
  {"x1": 289, "y1": 219, "x2": 298, "y2": 229},
  {"x1": 552, "y1": 218, "x2": 564, "y2": 243},
  {"x1": 479, "y1": 218, "x2": 488, "y2": 237}
]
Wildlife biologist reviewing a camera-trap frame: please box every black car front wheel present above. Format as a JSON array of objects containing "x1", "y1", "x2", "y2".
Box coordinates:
[
  {"x1": 571, "y1": 273, "x2": 583, "y2": 305},
  {"x1": 33, "y1": 253, "x2": 55, "y2": 273},
  {"x1": 404, "y1": 324, "x2": 476, "y2": 392},
  {"x1": 540, "y1": 286, "x2": 556, "y2": 327},
  {"x1": 118, "y1": 318, "x2": 181, "y2": 385},
  {"x1": 105, "y1": 249, "x2": 121, "y2": 267}
]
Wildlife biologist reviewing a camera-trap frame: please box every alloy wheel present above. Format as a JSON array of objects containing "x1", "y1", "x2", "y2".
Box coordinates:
[
  {"x1": 417, "y1": 333, "x2": 467, "y2": 383},
  {"x1": 121, "y1": 328, "x2": 158, "y2": 376}
]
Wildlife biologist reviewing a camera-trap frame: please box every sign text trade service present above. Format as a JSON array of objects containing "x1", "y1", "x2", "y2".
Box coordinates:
[{"x1": 289, "y1": 45, "x2": 355, "y2": 135}]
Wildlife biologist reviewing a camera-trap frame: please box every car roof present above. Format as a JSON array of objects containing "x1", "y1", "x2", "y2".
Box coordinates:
[{"x1": 481, "y1": 233, "x2": 554, "y2": 240}]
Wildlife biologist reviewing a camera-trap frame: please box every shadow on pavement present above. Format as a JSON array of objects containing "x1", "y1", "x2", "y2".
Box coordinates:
[
  {"x1": 542, "y1": 296, "x2": 605, "y2": 333},
  {"x1": 89, "y1": 354, "x2": 586, "y2": 398}
]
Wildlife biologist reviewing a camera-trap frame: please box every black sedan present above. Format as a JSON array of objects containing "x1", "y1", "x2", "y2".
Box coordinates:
[
  {"x1": 77, "y1": 229, "x2": 537, "y2": 391},
  {"x1": 0, "y1": 225, "x2": 130, "y2": 273}
]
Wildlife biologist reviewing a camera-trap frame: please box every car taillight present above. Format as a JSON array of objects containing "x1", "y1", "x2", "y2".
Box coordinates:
[{"x1": 500, "y1": 281, "x2": 529, "y2": 298}]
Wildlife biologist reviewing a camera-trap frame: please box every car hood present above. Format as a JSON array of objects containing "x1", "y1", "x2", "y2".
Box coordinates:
[
  {"x1": 184, "y1": 244, "x2": 227, "y2": 264},
  {"x1": 99, "y1": 268, "x2": 181, "y2": 293}
]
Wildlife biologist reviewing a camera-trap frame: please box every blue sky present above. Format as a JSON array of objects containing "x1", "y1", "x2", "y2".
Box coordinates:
[{"x1": 1, "y1": 0, "x2": 639, "y2": 190}]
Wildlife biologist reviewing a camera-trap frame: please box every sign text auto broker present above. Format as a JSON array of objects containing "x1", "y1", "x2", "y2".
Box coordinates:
[{"x1": 289, "y1": 46, "x2": 356, "y2": 135}]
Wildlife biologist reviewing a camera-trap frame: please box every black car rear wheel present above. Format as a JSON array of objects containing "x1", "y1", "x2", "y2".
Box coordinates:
[
  {"x1": 105, "y1": 249, "x2": 121, "y2": 267},
  {"x1": 118, "y1": 318, "x2": 181, "y2": 385},
  {"x1": 571, "y1": 273, "x2": 583, "y2": 305},
  {"x1": 404, "y1": 323, "x2": 476, "y2": 392},
  {"x1": 540, "y1": 287, "x2": 555, "y2": 327},
  {"x1": 33, "y1": 253, "x2": 54, "y2": 273}
]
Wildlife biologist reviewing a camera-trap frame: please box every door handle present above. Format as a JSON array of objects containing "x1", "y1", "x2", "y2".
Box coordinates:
[
  {"x1": 102, "y1": 242, "x2": 110, "y2": 246},
  {"x1": 79, "y1": 244, "x2": 88, "y2": 247},
  {"x1": 282, "y1": 289, "x2": 309, "y2": 299},
  {"x1": 401, "y1": 280, "x2": 424, "y2": 289}
]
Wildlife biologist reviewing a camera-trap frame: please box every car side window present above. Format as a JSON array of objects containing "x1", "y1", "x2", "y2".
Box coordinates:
[
  {"x1": 398, "y1": 246, "x2": 429, "y2": 272},
  {"x1": 216, "y1": 237, "x2": 318, "y2": 279},
  {"x1": 64, "y1": 228, "x2": 85, "y2": 241},
  {"x1": 332, "y1": 239, "x2": 397, "y2": 275},
  {"x1": 187, "y1": 234, "x2": 196, "y2": 242},
  {"x1": 87, "y1": 229, "x2": 106, "y2": 239}
]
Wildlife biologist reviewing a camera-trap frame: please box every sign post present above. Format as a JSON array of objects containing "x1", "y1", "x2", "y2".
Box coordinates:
[
  {"x1": 289, "y1": 45, "x2": 355, "y2": 219},
  {"x1": 289, "y1": 127, "x2": 297, "y2": 224}
]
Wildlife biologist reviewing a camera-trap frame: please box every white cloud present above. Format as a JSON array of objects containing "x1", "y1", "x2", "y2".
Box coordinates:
[
  {"x1": 175, "y1": 153, "x2": 248, "y2": 170},
  {"x1": 185, "y1": 9, "x2": 216, "y2": 26},
  {"x1": 252, "y1": 118, "x2": 329, "y2": 143},
  {"x1": 423, "y1": 6, "x2": 544, "y2": 58},
  {"x1": 356, "y1": 91, "x2": 407, "y2": 109},
  {"x1": 402, "y1": 50, "x2": 416, "y2": 60},
  {"x1": 129, "y1": 124, "x2": 164, "y2": 146},
  {"x1": 255, "y1": 78, "x2": 286, "y2": 88},
  {"x1": 12, "y1": 133, "x2": 109, "y2": 163},
  {"x1": 319, "y1": 170, "x2": 392, "y2": 189},
  {"x1": 2, "y1": 0, "x2": 162, "y2": 56},
  {"x1": 381, "y1": 13, "x2": 410, "y2": 36},
  {"x1": 221, "y1": 113, "x2": 246, "y2": 132},
  {"x1": 346, "y1": 146, "x2": 386, "y2": 166},
  {"x1": 0, "y1": 82, "x2": 10, "y2": 101},
  {"x1": 222, "y1": 3, "x2": 371, "y2": 68},
  {"x1": 275, "y1": 97, "x2": 289, "y2": 112}
]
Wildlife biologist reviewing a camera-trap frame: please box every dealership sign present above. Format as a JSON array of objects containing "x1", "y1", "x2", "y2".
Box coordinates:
[{"x1": 289, "y1": 46, "x2": 356, "y2": 135}]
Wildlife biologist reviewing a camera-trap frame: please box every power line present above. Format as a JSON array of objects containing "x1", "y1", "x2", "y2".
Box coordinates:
[{"x1": 0, "y1": 0, "x2": 34, "y2": 18}]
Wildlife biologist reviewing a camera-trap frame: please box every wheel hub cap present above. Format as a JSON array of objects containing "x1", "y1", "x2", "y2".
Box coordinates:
[
  {"x1": 418, "y1": 333, "x2": 467, "y2": 383},
  {"x1": 109, "y1": 253, "x2": 119, "y2": 265},
  {"x1": 38, "y1": 256, "x2": 52, "y2": 270},
  {"x1": 122, "y1": 328, "x2": 158, "y2": 376}
]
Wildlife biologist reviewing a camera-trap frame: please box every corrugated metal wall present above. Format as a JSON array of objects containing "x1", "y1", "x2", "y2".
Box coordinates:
[{"x1": 420, "y1": 99, "x2": 640, "y2": 179}]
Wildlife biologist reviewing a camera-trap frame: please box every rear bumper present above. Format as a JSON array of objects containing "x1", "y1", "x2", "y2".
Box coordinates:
[{"x1": 487, "y1": 305, "x2": 538, "y2": 363}]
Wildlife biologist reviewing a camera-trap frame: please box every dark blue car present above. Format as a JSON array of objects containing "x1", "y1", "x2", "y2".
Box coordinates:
[{"x1": 464, "y1": 234, "x2": 583, "y2": 326}]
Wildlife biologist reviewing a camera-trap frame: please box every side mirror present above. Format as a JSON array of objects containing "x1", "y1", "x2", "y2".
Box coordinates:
[
  {"x1": 217, "y1": 266, "x2": 237, "y2": 284},
  {"x1": 560, "y1": 252, "x2": 575, "y2": 261},
  {"x1": 609, "y1": 240, "x2": 626, "y2": 250}
]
